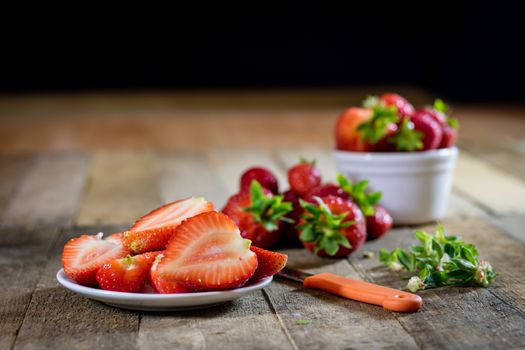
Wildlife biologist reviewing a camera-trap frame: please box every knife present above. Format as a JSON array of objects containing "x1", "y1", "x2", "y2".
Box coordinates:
[{"x1": 276, "y1": 267, "x2": 423, "y2": 313}]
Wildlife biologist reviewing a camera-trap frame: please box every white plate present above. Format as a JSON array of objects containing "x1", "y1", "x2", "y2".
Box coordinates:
[{"x1": 56, "y1": 269, "x2": 272, "y2": 311}]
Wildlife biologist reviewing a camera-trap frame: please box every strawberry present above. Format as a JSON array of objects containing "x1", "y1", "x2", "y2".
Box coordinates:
[
  {"x1": 337, "y1": 174, "x2": 382, "y2": 217},
  {"x1": 356, "y1": 104, "x2": 400, "y2": 150},
  {"x1": 249, "y1": 246, "x2": 288, "y2": 282},
  {"x1": 240, "y1": 167, "x2": 279, "y2": 194},
  {"x1": 366, "y1": 205, "x2": 393, "y2": 241},
  {"x1": 298, "y1": 196, "x2": 366, "y2": 258},
  {"x1": 304, "y1": 183, "x2": 349, "y2": 202},
  {"x1": 105, "y1": 232, "x2": 124, "y2": 244},
  {"x1": 335, "y1": 107, "x2": 373, "y2": 151},
  {"x1": 149, "y1": 253, "x2": 190, "y2": 293},
  {"x1": 155, "y1": 211, "x2": 258, "y2": 291},
  {"x1": 222, "y1": 181, "x2": 293, "y2": 248},
  {"x1": 288, "y1": 160, "x2": 322, "y2": 195},
  {"x1": 378, "y1": 93, "x2": 415, "y2": 118},
  {"x1": 123, "y1": 197, "x2": 215, "y2": 254},
  {"x1": 439, "y1": 124, "x2": 458, "y2": 148},
  {"x1": 387, "y1": 118, "x2": 424, "y2": 151},
  {"x1": 337, "y1": 173, "x2": 393, "y2": 240},
  {"x1": 431, "y1": 98, "x2": 459, "y2": 149},
  {"x1": 96, "y1": 251, "x2": 162, "y2": 292},
  {"x1": 410, "y1": 110, "x2": 443, "y2": 150},
  {"x1": 279, "y1": 190, "x2": 304, "y2": 246},
  {"x1": 61, "y1": 232, "x2": 129, "y2": 286}
]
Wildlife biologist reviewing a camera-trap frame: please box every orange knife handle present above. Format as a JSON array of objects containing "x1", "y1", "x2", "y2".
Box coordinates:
[{"x1": 303, "y1": 272, "x2": 422, "y2": 313}]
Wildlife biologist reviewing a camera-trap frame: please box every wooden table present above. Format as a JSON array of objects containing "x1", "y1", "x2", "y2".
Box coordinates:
[{"x1": 1, "y1": 89, "x2": 525, "y2": 350}]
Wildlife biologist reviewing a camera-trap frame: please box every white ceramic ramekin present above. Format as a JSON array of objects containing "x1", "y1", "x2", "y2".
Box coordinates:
[{"x1": 333, "y1": 147, "x2": 458, "y2": 225}]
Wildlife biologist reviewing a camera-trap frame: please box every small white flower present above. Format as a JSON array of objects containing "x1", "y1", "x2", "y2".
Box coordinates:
[
  {"x1": 391, "y1": 262, "x2": 403, "y2": 272},
  {"x1": 407, "y1": 276, "x2": 425, "y2": 293}
]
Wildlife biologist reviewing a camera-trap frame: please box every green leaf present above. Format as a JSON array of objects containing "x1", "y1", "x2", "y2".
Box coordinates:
[
  {"x1": 378, "y1": 224, "x2": 496, "y2": 290},
  {"x1": 362, "y1": 95, "x2": 379, "y2": 108},
  {"x1": 297, "y1": 196, "x2": 355, "y2": 256},
  {"x1": 433, "y1": 98, "x2": 449, "y2": 114},
  {"x1": 296, "y1": 319, "x2": 312, "y2": 326},
  {"x1": 242, "y1": 180, "x2": 293, "y2": 231},
  {"x1": 336, "y1": 173, "x2": 382, "y2": 217},
  {"x1": 447, "y1": 117, "x2": 459, "y2": 129}
]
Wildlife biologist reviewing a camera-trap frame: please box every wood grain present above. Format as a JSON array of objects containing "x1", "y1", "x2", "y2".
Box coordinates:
[
  {"x1": 2, "y1": 154, "x2": 89, "y2": 228},
  {"x1": 349, "y1": 219, "x2": 525, "y2": 349},
  {"x1": 0, "y1": 155, "x2": 34, "y2": 218},
  {"x1": 75, "y1": 151, "x2": 160, "y2": 227},
  {"x1": 453, "y1": 152, "x2": 525, "y2": 215},
  {"x1": 0, "y1": 227, "x2": 60, "y2": 350},
  {"x1": 13, "y1": 226, "x2": 140, "y2": 350}
]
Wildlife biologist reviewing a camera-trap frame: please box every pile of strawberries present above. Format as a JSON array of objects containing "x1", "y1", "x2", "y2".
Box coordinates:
[
  {"x1": 221, "y1": 160, "x2": 393, "y2": 258},
  {"x1": 61, "y1": 197, "x2": 288, "y2": 293},
  {"x1": 336, "y1": 93, "x2": 459, "y2": 152}
]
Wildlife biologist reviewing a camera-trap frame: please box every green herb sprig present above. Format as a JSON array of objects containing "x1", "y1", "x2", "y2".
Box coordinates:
[{"x1": 379, "y1": 225, "x2": 496, "y2": 292}]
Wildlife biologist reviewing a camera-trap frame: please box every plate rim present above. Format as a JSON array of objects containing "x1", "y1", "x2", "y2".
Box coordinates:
[{"x1": 56, "y1": 268, "x2": 272, "y2": 301}]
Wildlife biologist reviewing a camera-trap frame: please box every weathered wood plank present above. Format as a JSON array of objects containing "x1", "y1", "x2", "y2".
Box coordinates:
[
  {"x1": 266, "y1": 250, "x2": 420, "y2": 349},
  {"x1": 0, "y1": 155, "x2": 34, "y2": 218},
  {"x1": 349, "y1": 218, "x2": 525, "y2": 349},
  {"x1": 157, "y1": 153, "x2": 228, "y2": 206},
  {"x1": 75, "y1": 151, "x2": 160, "y2": 227},
  {"x1": 1, "y1": 154, "x2": 89, "y2": 228},
  {"x1": 207, "y1": 149, "x2": 287, "y2": 201},
  {"x1": 0, "y1": 227, "x2": 60, "y2": 350},
  {"x1": 13, "y1": 226, "x2": 140, "y2": 350},
  {"x1": 453, "y1": 152, "x2": 525, "y2": 215},
  {"x1": 490, "y1": 214, "x2": 525, "y2": 243},
  {"x1": 138, "y1": 151, "x2": 295, "y2": 350}
]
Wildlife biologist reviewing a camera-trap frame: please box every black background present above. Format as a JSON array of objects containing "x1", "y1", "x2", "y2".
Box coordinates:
[{"x1": 1, "y1": 3, "x2": 524, "y2": 102}]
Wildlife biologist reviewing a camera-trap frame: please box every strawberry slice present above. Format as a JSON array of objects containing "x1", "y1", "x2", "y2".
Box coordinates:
[
  {"x1": 96, "y1": 251, "x2": 162, "y2": 292},
  {"x1": 61, "y1": 232, "x2": 129, "y2": 286},
  {"x1": 149, "y1": 254, "x2": 190, "y2": 293},
  {"x1": 249, "y1": 246, "x2": 288, "y2": 282},
  {"x1": 123, "y1": 197, "x2": 215, "y2": 254},
  {"x1": 105, "y1": 232, "x2": 124, "y2": 244},
  {"x1": 156, "y1": 211, "x2": 258, "y2": 291}
]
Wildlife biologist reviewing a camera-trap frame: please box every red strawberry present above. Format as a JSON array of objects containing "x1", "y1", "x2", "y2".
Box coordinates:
[
  {"x1": 222, "y1": 181, "x2": 293, "y2": 248},
  {"x1": 379, "y1": 93, "x2": 415, "y2": 118},
  {"x1": 370, "y1": 123, "x2": 399, "y2": 152},
  {"x1": 419, "y1": 107, "x2": 446, "y2": 126},
  {"x1": 355, "y1": 104, "x2": 400, "y2": 151},
  {"x1": 366, "y1": 205, "x2": 393, "y2": 241},
  {"x1": 155, "y1": 212, "x2": 258, "y2": 291},
  {"x1": 96, "y1": 251, "x2": 162, "y2": 292},
  {"x1": 249, "y1": 246, "x2": 288, "y2": 282},
  {"x1": 304, "y1": 183, "x2": 349, "y2": 202},
  {"x1": 335, "y1": 107, "x2": 373, "y2": 151},
  {"x1": 298, "y1": 196, "x2": 366, "y2": 258},
  {"x1": 288, "y1": 160, "x2": 322, "y2": 195},
  {"x1": 123, "y1": 197, "x2": 215, "y2": 254},
  {"x1": 410, "y1": 110, "x2": 443, "y2": 150},
  {"x1": 240, "y1": 167, "x2": 279, "y2": 194},
  {"x1": 61, "y1": 232, "x2": 129, "y2": 286},
  {"x1": 149, "y1": 253, "x2": 190, "y2": 293},
  {"x1": 439, "y1": 124, "x2": 458, "y2": 148},
  {"x1": 279, "y1": 190, "x2": 304, "y2": 246}
]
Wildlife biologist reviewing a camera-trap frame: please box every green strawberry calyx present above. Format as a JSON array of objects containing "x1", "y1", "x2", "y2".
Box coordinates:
[
  {"x1": 357, "y1": 104, "x2": 400, "y2": 145},
  {"x1": 336, "y1": 173, "x2": 381, "y2": 216},
  {"x1": 388, "y1": 118, "x2": 424, "y2": 151},
  {"x1": 297, "y1": 197, "x2": 354, "y2": 256},
  {"x1": 242, "y1": 180, "x2": 294, "y2": 231}
]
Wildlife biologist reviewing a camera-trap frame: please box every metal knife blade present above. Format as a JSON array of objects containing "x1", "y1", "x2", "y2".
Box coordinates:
[{"x1": 276, "y1": 267, "x2": 313, "y2": 283}]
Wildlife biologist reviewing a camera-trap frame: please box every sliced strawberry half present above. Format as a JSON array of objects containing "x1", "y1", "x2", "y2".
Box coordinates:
[
  {"x1": 249, "y1": 246, "x2": 288, "y2": 282},
  {"x1": 95, "y1": 251, "x2": 162, "y2": 292},
  {"x1": 156, "y1": 211, "x2": 258, "y2": 291},
  {"x1": 150, "y1": 253, "x2": 190, "y2": 294},
  {"x1": 123, "y1": 197, "x2": 215, "y2": 254},
  {"x1": 61, "y1": 232, "x2": 129, "y2": 286},
  {"x1": 105, "y1": 232, "x2": 124, "y2": 244}
]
